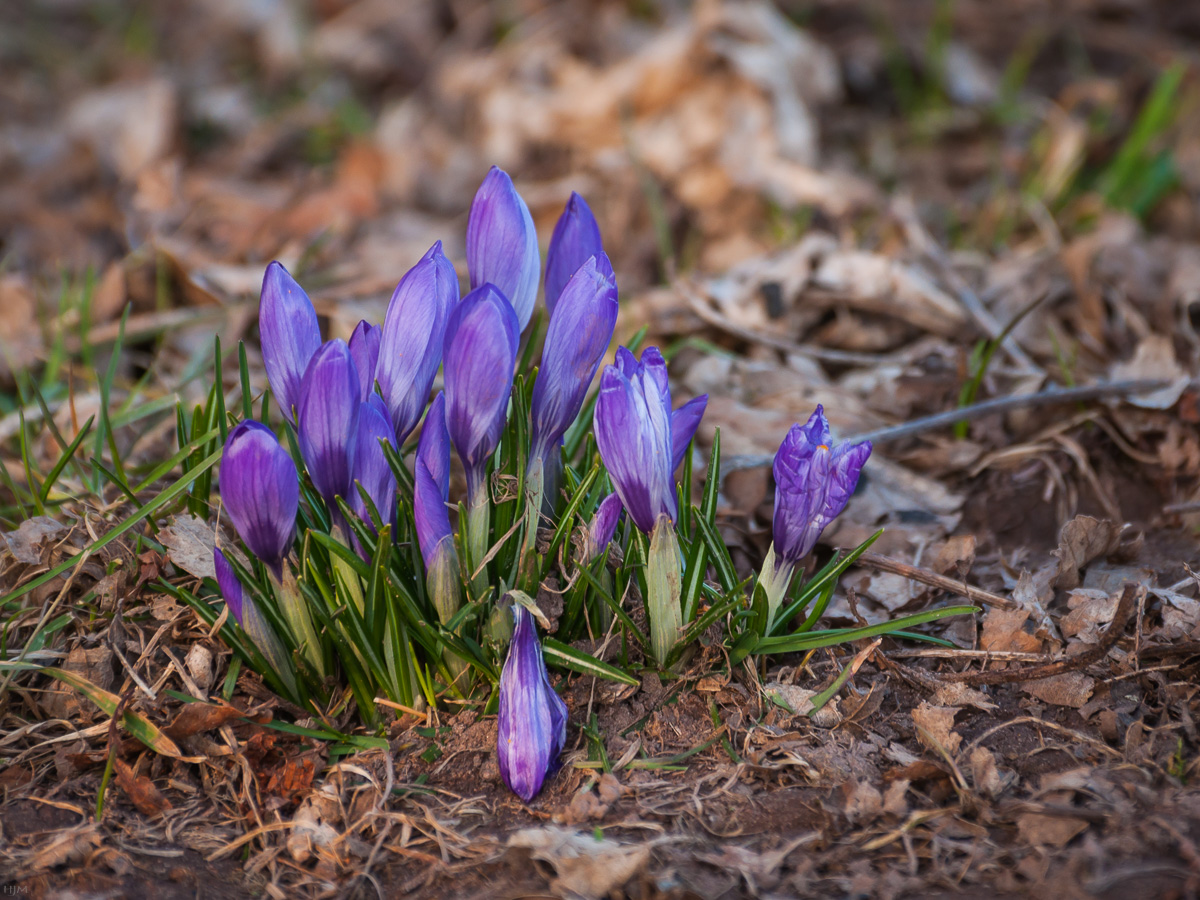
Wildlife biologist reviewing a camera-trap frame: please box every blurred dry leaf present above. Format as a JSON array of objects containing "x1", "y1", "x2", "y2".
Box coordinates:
[
  {"x1": 65, "y1": 78, "x2": 177, "y2": 181},
  {"x1": 115, "y1": 759, "x2": 173, "y2": 817},
  {"x1": 508, "y1": 826, "x2": 651, "y2": 900},
  {"x1": 1109, "y1": 334, "x2": 1189, "y2": 409},
  {"x1": 1023, "y1": 672, "x2": 1095, "y2": 709},
  {"x1": 160, "y1": 515, "x2": 217, "y2": 580},
  {"x1": 1052, "y1": 516, "x2": 1122, "y2": 590},
  {"x1": 912, "y1": 703, "x2": 961, "y2": 755},
  {"x1": 2, "y1": 516, "x2": 66, "y2": 564},
  {"x1": 0, "y1": 274, "x2": 42, "y2": 377}
]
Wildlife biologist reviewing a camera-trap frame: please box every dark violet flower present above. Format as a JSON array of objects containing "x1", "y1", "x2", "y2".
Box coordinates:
[
  {"x1": 413, "y1": 393, "x2": 452, "y2": 570},
  {"x1": 772, "y1": 405, "x2": 872, "y2": 565},
  {"x1": 467, "y1": 167, "x2": 540, "y2": 332},
  {"x1": 350, "y1": 394, "x2": 399, "y2": 533},
  {"x1": 586, "y1": 492, "x2": 623, "y2": 561},
  {"x1": 544, "y1": 192, "x2": 603, "y2": 316},
  {"x1": 213, "y1": 547, "x2": 247, "y2": 627},
  {"x1": 497, "y1": 604, "x2": 568, "y2": 802},
  {"x1": 298, "y1": 339, "x2": 361, "y2": 518},
  {"x1": 259, "y1": 261, "x2": 321, "y2": 423},
  {"x1": 348, "y1": 320, "x2": 382, "y2": 403},
  {"x1": 443, "y1": 283, "x2": 520, "y2": 501},
  {"x1": 219, "y1": 420, "x2": 298, "y2": 576},
  {"x1": 594, "y1": 347, "x2": 706, "y2": 534},
  {"x1": 377, "y1": 242, "x2": 459, "y2": 443},
  {"x1": 529, "y1": 254, "x2": 618, "y2": 470}
]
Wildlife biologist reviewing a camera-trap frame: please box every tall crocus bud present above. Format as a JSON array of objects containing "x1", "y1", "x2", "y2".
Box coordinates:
[
  {"x1": 298, "y1": 340, "x2": 361, "y2": 523},
  {"x1": 259, "y1": 262, "x2": 321, "y2": 423},
  {"x1": 467, "y1": 167, "x2": 540, "y2": 332},
  {"x1": 378, "y1": 242, "x2": 459, "y2": 443},
  {"x1": 671, "y1": 395, "x2": 708, "y2": 472},
  {"x1": 350, "y1": 395, "x2": 399, "y2": 536},
  {"x1": 213, "y1": 547, "x2": 298, "y2": 697},
  {"x1": 585, "y1": 492, "x2": 623, "y2": 563},
  {"x1": 759, "y1": 406, "x2": 872, "y2": 633},
  {"x1": 348, "y1": 320, "x2": 381, "y2": 403},
  {"x1": 529, "y1": 254, "x2": 618, "y2": 474},
  {"x1": 545, "y1": 192, "x2": 603, "y2": 316},
  {"x1": 413, "y1": 393, "x2": 462, "y2": 626},
  {"x1": 219, "y1": 421, "x2": 298, "y2": 578},
  {"x1": 594, "y1": 347, "x2": 707, "y2": 534},
  {"x1": 497, "y1": 604, "x2": 568, "y2": 802}
]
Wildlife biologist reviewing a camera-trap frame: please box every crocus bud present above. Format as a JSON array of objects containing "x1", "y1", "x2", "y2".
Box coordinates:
[
  {"x1": 377, "y1": 242, "x2": 459, "y2": 443},
  {"x1": 219, "y1": 420, "x2": 298, "y2": 577},
  {"x1": 594, "y1": 347, "x2": 707, "y2": 534},
  {"x1": 348, "y1": 320, "x2": 381, "y2": 403},
  {"x1": 497, "y1": 604, "x2": 568, "y2": 802},
  {"x1": 443, "y1": 283, "x2": 520, "y2": 503},
  {"x1": 529, "y1": 254, "x2": 618, "y2": 472},
  {"x1": 213, "y1": 547, "x2": 298, "y2": 696},
  {"x1": 772, "y1": 405, "x2": 872, "y2": 566},
  {"x1": 350, "y1": 395, "x2": 399, "y2": 535},
  {"x1": 467, "y1": 167, "x2": 540, "y2": 332},
  {"x1": 259, "y1": 262, "x2": 321, "y2": 423},
  {"x1": 671, "y1": 395, "x2": 708, "y2": 472},
  {"x1": 298, "y1": 339, "x2": 361, "y2": 519},
  {"x1": 545, "y1": 192, "x2": 603, "y2": 315},
  {"x1": 585, "y1": 492, "x2": 623, "y2": 562}
]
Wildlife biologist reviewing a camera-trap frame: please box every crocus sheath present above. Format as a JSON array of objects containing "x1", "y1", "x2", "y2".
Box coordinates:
[
  {"x1": 219, "y1": 420, "x2": 298, "y2": 577},
  {"x1": 772, "y1": 405, "x2": 872, "y2": 566},
  {"x1": 466, "y1": 167, "x2": 540, "y2": 332},
  {"x1": 497, "y1": 604, "x2": 568, "y2": 802},
  {"x1": 377, "y1": 241, "x2": 459, "y2": 443},
  {"x1": 259, "y1": 261, "x2": 320, "y2": 424},
  {"x1": 544, "y1": 191, "x2": 603, "y2": 316},
  {"x1": 529, "y1": 253, "x2": 618, "y2": 472}
]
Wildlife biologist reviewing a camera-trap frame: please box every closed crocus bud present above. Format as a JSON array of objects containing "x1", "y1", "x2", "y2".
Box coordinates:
[
  {"x1": 413, "y1": 393, "x2": 452, "y2": 570},
  {"x1": 219, "y1": 420, "x2": 298, "y2": 577},
  {"x1": 444, "y1": 284, "x2": 520, "y2": 503},
  {"x1": 298, "y1": 340, "x2": 361, "y2": 519},
  {"x1": 671, "y1": 395, "x2": 708, "y2": 472},
  {"x1": 772, "y1": 405, "x2": 872, "y2": 566},
  {"x1": 259, "y1": 262, "x2": 321, "y2": 423},
  {"x1": 497, "y1": 604, "x2": 568, "y2": 802},
  {"x1": 586, "y1": 492, "x2": 623, "y2": 562},
  {"x1": 348, "y1": 320, "x2": 381, "y2": 403},
  {"x1": 467, "y1": 167, "x2": 540, "y2": 332},
  {"x1": 544, "y1": 192, "x2": 603, "y2": 316},
  {"x1": 350, "y1": 395, "x2": 399, "y2": 534},
  {"x1": 594, "y1": 347, "x2": 705, "y2": 534},
  {"x1": 529, "y1": 254, "x2": 618, "y2": 472},
  {"x1": 378, "y1": 242, "x2": 459, "y2": 443}
]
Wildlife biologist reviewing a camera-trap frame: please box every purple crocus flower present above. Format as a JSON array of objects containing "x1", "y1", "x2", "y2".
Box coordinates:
[
  {"x1": 348, "y1": 320, "x2": 381, "y2": 403},
  {"x1": 213, "y1": 547, "x2": 299, "y2": 695},
  {"x1": 497, "y1": 604, "x2": 568, "y2": 802},
  {"x1": 443, "y1": 283, "x2": 520, "y2": 502},
  {"x1": 213, "y1": 546, "x2": 247, "y2": 627},
  {"x1": 586, "y1": 492, "x2": 623, "y2": 561},
  {"x1": 529, "y1": 254, "x2": 618, "y2": 471},
  {"x1": 259, "y1": 262, "x2": 321, "y2": 423},
  {"x1": 298, "y1": 339, "x2": 360, "y2": 520},
  {"x1": 413, "y1": 393, "x2": 452, "y2": 570},
  {"x1": 772, "y1": 405, "x2": 872, "y2": 565},
  {"x1": 219, "y1": 420, "x2": 298, "y2": 577},
  {"x1": 350, "y1": 394, "x2": 399, "y2": 534},
  {"x1": 377, "y1": 242, "x2": 459, "y2": 443},
  {"x1": 593, "y1": 347, "x2": 707, "y2": 534},
  {"x1": 544, "y1": 192, "x2": 604, "y2": 316},
  {"x1": 467, "y1": 167, "x2": 540, "y2": 332}
]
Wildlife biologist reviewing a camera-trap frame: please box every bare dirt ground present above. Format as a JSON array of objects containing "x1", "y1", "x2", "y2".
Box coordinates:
[{"x1": 3, "y1": 1, "x2": 1200, "y2": 897}]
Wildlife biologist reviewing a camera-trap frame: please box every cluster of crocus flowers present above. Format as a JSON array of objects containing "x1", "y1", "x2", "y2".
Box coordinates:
[{"x1": 758, "y1": 405, "x2": 872, "y2": 633}]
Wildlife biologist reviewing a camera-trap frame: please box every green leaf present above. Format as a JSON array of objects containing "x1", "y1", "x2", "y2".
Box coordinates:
[
  {"x1": 751, "y1": 605, "x2": 977, "y2": 655},
  {"x1": 542, "y1": 638, "x2": 639, "y2": 685}
]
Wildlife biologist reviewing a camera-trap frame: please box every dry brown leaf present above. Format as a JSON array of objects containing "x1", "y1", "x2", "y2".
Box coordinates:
[
  {"x1": 65, "y1": 78, "x2": 177, "y2": 180},
  {"x1": 25, "y1": 823, "x2": 103, "y2": 873},
  {"x1": 1060, "y1": 589, "x2": 1119, "y2": 643},
  {"x1": 931, "y1": 682, "x2": 997, "y2": 711},
  {"x1": 159, "y1": 515, "x2": 217, "y2": 580},
  {"x1": 981, "y1": 608, "x2": 1042, "y2": 654},
  {"x1": 0, "y1": 274, "x2": 42, "y2": 376},
  {"x1": 1109, "y1": 333, "x2": 1189, "y2": 410},
  {"x1": 1022, "y1": 672, "x2": 1095, "y2": 709},
  {"x1": 1, "y1": 516, "x2": 66, "y2": 564},
  {"x1": 912, "y1": 703, "x2": 961, "y2": 755},
  {"x1": 1052, "y1": 516, "x2": 1122, "y2": 590},
  {"x1": 164, "y1": 703, "x2": 246, "y2": 741},
  {"x1": 508, "y1": 827, "x2": 651, "y2": 900},
  {"x1": 114, "y1": 759, "x2": 173, "y2": 817},
  {"x1": 969, "y1": 747, "x2": 1005, "y2": 799},
  {"x1": 1016, "y1": 812, "x2": 1089, "y2": 849},
  {"x1": 933, "y1": 535, "x2": 977, "y2": 578}
]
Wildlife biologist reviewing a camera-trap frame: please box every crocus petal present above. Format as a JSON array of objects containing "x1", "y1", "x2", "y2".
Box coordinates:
[
  {"x1": 443, "y1": 283, "x2": 520, "y2": 498},
  {"x1": 377, "y1": 242, "x2": 459, "y2": 443},
  {"x1": 593, "y1": 352, "x2": 675, "y2": 534},
  {"x1": 259, "y1": 262, "x2": 321, "y2": 423},
  {"x1": 497, "y1": 605, "x2": 568, "y2": 802},
  {"x1": 467, "y1": 167, "x2": 540, "y2": 332},
  {"x1": 587, "y1": 492, "x2": 623, "y2": 559},
  {"x1": 771, "y1": 406, "x2": 871, "y2": 564},
  {"x1": 544, "y1": 192, "x2": 604, "y2": 315},
  {"x1": 213, "y1": 547, "x2": 246, "y2": 627},
  {"x1": 414, "y1": 393, "x2": 453, "y2": 570},
  {"x1": 298, "y1": 339, "x2": 361, "y2": 512},
  {"x1": 669, "y1": 394, "x2": 708, "y2": 473},
  {"x1": 348, "y1": 320, "x2": 382, "y2": 403},
  {"x1": 529, "y1": 254, "x2": 618, "y2": 465},
  {"x1": 219, "y1": 420, "x2": 298, "y2": 574},
  {"x1": 417, "y1": 392, "x2": 450, "y2": 502},
  {"x1": 351, "y1": 394, "x2": 399, "y2": 531}
]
